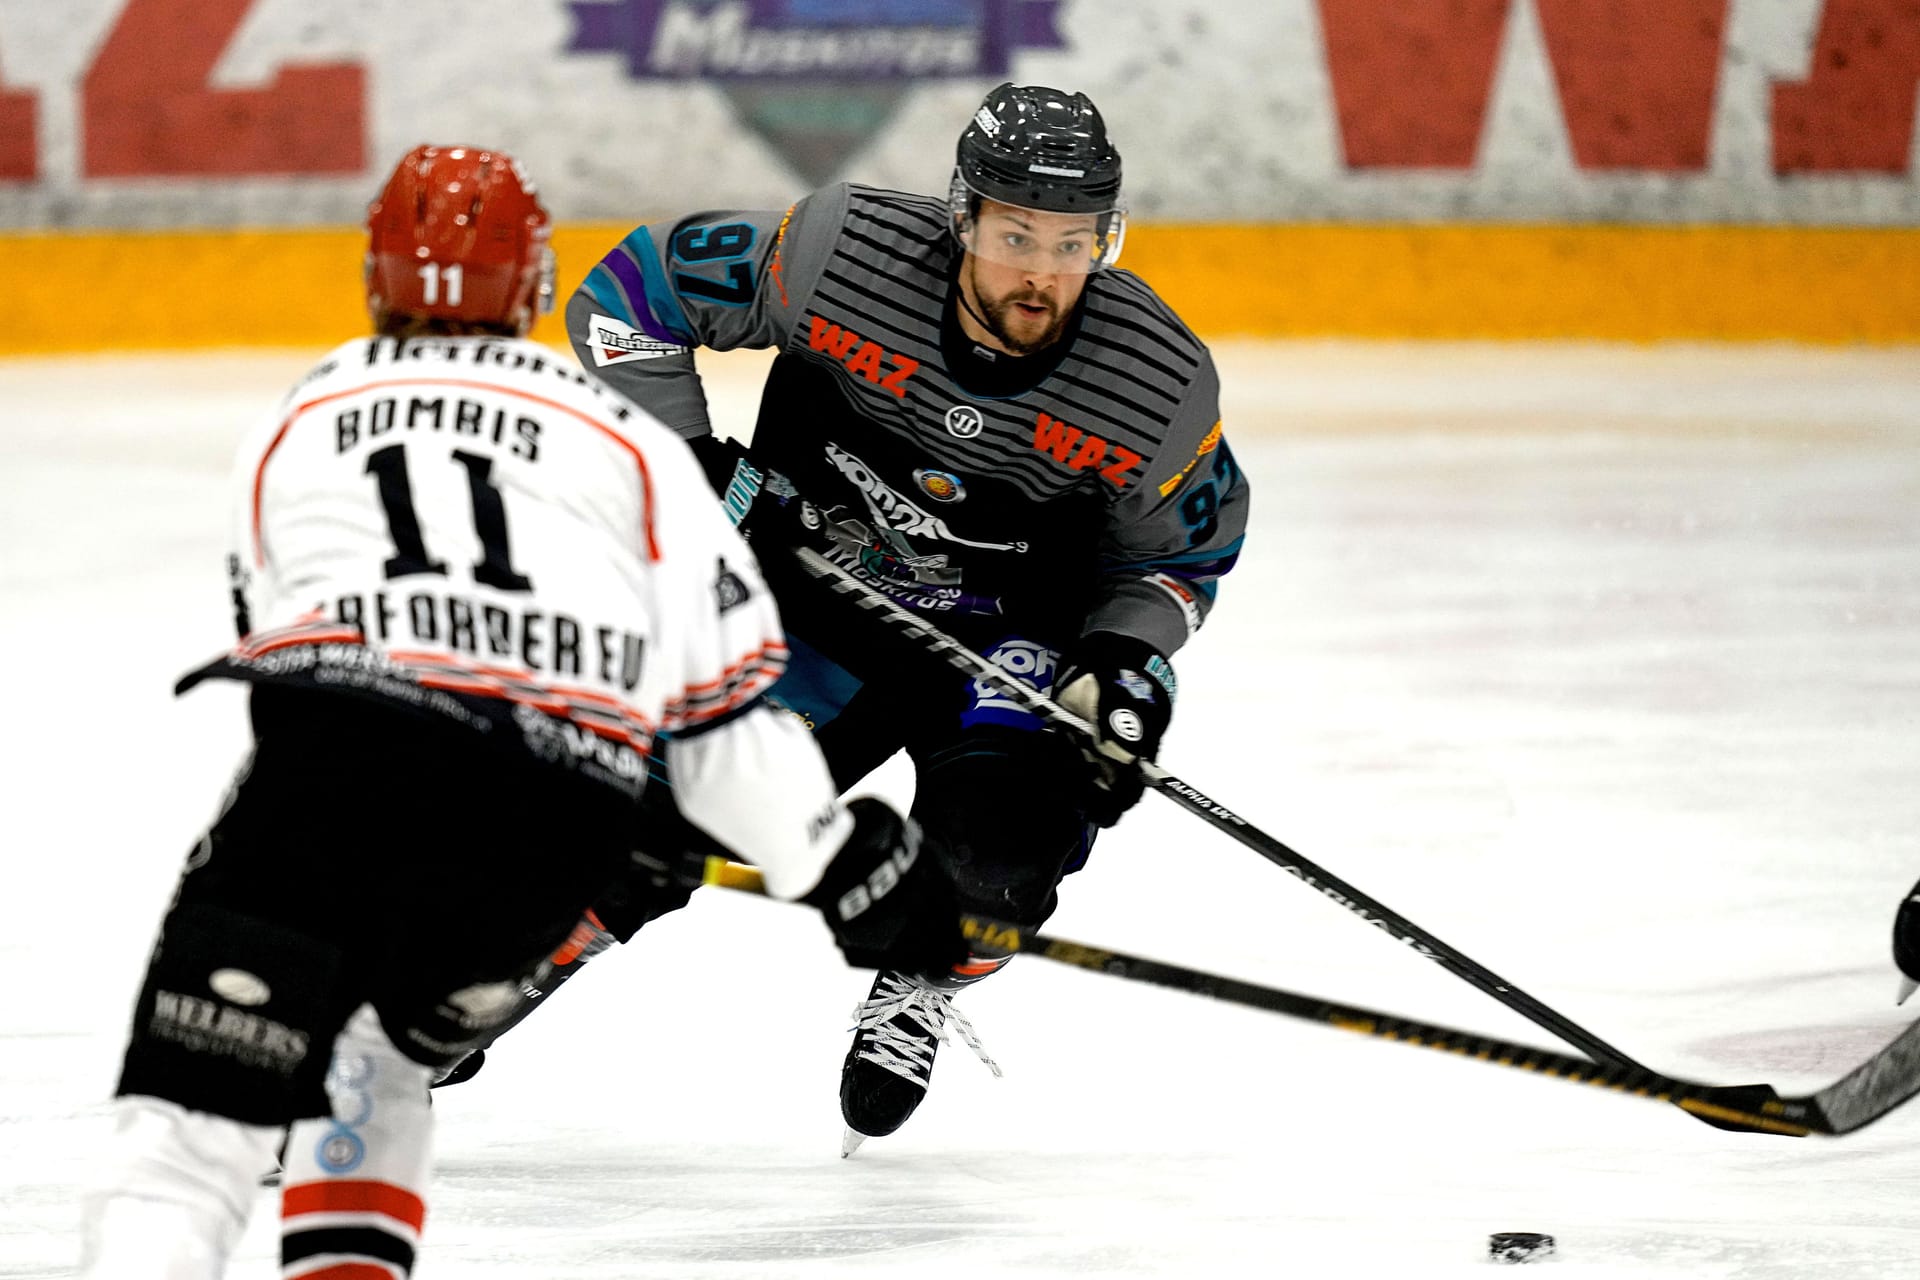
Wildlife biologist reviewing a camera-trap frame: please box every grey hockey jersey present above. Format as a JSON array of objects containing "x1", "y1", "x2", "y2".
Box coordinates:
[{"x1": 564, "y1": 182, "x2": 1247, "y2": 659}]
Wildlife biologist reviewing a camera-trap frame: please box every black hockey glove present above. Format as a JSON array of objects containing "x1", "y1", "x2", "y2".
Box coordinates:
[
  {"x1": 687, "y1": 433, "x2": 816, "y2": 550},
  {"x1": 688, "y1": 433, "x2": 773, "y2": 532},
  {"x1": 802, "y1": 798, "x2": 967, "y2": 973},
  {"x1": 1054, "y1": 632, "x2": 1176, "y2": 827}
]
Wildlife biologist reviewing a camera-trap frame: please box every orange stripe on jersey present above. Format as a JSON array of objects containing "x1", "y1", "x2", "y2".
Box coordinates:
[
  {"x1": 243, "y1": 626, "x2": 364, "y2": 657},
  {"x1": 671, "y1": 670, "x2": 781, "y2": 731},
  {"x1": 572, "y1": 715, "x2": 645, "y2": 746},
  {"x1": 679, "y1": 640, "x2": 789, "y2": 697},
  {"x1": 251, "y1": 376, "x2": 662, "y2": 568},
  {"x1": 387, "y1": 651, "x2": 653, "y2": 724},
  {"x1": 282, "y1": 1179, "x2": 427, "y2": 1231}
]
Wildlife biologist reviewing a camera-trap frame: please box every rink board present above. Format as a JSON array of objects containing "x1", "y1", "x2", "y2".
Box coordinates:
[{"x1": 3, "y1": 222, "x2": 1918, "y2": 354}]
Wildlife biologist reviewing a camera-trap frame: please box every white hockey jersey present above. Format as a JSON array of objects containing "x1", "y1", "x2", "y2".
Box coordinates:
[{"x1": 188, "y1": 334, "x2": 849, "y2": 899}]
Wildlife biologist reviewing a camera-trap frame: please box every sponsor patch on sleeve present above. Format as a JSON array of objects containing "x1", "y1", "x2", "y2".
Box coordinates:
[{"x1": 589, "y1": 313, "x2": 687, "y2": 368}]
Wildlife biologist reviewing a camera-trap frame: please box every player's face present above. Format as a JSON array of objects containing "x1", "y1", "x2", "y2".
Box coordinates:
[{"x1": 959, "y1": 200, "x2": 1096, "y2": 356}]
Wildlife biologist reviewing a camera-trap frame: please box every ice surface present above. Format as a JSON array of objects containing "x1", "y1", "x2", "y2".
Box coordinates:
[{"x1": 3, "y1": 342, "x2": 1918, "y2": 1278}]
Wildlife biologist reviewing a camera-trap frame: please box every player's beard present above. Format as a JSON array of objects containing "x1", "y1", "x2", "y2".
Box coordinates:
[{"x1": 964, "y1": 260, "x2": 1069, "y2": 356}]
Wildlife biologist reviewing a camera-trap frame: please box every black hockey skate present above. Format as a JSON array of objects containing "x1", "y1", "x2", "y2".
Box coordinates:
[
  {"x1": 839, "y1": 970, "x2": 1001, "y2": 1156},
  {"x1": 1893, "y1": 877, "x2": 1920, "y2": 1005}
]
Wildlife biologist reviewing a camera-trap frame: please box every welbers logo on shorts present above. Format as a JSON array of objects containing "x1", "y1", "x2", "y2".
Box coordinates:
[{"x1": 590, "y1": 313, "x2": 687, "y2": 367}]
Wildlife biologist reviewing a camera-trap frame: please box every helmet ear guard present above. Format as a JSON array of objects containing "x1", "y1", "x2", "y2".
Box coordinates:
[{"x1": 364, "y1": 144, "x2": 553, "y2": 335}]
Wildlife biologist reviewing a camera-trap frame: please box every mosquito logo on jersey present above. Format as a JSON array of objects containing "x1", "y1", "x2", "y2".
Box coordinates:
[
  {"x1": 824, "y1": 444, "x2": 1024, "y2": 554},
  {"x1": 589, "y1": 313, "x2": 686, "y2": 367},
  {"x1": 913, "y1": 468, "x2": 966, "y2": 503},
  {"x1": 944, "y1": 405, "x2": 985, "y2": 439}
]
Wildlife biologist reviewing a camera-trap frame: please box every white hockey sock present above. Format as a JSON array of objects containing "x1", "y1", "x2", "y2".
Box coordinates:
[
  {"x1": 79, "y1": 1094, "x2": 284, "y2": 1280},
  {"x1": 279, "y1": 1005, "x2": 435, "y2": 1280}
]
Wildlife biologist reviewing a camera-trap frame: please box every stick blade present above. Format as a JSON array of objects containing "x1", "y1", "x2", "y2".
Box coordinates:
[{"x1": 1802, "y1": 1015, "x2": 1920, "y2": 1135}]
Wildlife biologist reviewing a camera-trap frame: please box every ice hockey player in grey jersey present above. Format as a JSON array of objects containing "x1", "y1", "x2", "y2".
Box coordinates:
[{"x1": 566, "y1": 83, "x2": 1251, "y2": 1152}]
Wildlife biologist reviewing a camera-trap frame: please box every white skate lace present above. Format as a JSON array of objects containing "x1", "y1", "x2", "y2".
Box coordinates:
[{"x1": 850, "y1": 971, "x2": 1003, "y2": 1085}]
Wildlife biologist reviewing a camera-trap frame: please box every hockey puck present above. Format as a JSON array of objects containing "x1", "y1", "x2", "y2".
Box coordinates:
[{"x1": 1488, "y1": 1232, "x2": 1556, "y2": 1264}]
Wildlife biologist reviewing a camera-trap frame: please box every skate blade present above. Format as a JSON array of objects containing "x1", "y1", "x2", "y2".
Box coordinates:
[
  {"x1": 841, "y1": 1128, "x2": 868, "y2": 1159},
  {"x1": 1897, "y1": 975, "x2": 1918, "y2": 1007}
]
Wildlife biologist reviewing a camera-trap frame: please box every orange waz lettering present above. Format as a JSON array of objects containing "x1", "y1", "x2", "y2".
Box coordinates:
[
  {"x1": 807, "y1": 316, "x2": 920, "y2": 398},
  {"x1": 1032, "y1": 411, "x2": 1143, "y2": 489}
]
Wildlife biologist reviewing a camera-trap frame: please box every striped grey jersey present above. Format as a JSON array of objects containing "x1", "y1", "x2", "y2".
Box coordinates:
[{"x1": 565, "y1": 182, "x2": 1247, "y2": 658}]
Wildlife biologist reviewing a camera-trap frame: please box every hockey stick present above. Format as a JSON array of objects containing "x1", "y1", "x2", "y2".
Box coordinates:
[
  {"x1": 787, "y1": 547, "x2": 1658, "y2": 1075},
  {"x1": 691, "y1": 855, "x2": 1920, "y2": 1138}
]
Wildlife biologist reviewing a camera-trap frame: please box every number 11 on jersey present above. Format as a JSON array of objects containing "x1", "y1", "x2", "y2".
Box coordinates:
[{"x1": 365, "y1": 443, "x2": 533, "y2": 592}]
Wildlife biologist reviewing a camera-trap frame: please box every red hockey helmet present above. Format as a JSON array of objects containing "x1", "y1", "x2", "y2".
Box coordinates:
[{"x1": 365, "y1": 144, "x2": 554, "y2": 334}]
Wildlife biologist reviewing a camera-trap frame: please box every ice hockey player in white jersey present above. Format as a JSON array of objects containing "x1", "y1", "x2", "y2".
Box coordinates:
[{"x1": 77, "y1": 144, "x2": 962, "y2": 1280}]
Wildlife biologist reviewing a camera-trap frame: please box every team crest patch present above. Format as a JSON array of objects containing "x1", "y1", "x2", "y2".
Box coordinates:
[
  {"x1": 589, "y1": 313, "x2": 686, "y2": 367},
  {"x1": 913, "y1": 468, "x2": 966, "y2": 503},
  {"x1": 713, "y1": 557, "x2": 752, "y2": 613}
]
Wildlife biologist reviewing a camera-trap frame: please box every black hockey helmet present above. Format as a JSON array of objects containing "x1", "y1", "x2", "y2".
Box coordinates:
[{"x1": 950, "y1": 82, "x2": 1127, "y2": 273}]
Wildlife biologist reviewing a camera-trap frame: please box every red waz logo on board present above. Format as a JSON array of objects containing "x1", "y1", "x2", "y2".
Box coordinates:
[
  {"x1": 1031, "y1": 411, "x2": 1143, "y2": 489},
  {"x1": 807, "y1": 317, "x2": 920, "y2": 398}
]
